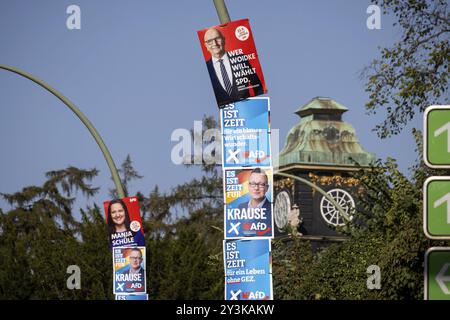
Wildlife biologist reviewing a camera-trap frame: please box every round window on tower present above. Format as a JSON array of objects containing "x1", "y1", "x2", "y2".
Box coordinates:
[
  {"x1": 320, "y1": 188, "x2": 355, "y2": 226},
  {"x1": 274, "y1": 191, "x2": 291, "y2": 230}
]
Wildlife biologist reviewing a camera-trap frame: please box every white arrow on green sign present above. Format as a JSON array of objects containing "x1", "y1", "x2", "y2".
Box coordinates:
[
  {"x1": 436, "y1": 263, "x2": 450, "y2": 295},
  {"x1": 434, "y1": 193, "x2": 450, "y2": 224},
  {"x1": 434, "y1": 122, "x2": 450, "y2": 153}
]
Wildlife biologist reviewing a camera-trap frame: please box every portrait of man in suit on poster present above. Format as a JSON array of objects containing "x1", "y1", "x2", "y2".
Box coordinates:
[
  {"x1": 120, "y1": 248, "x2": 145, "y2": 278},
  {"x1": 202, "y1": 27, "x2": 265, "y2": 107}
]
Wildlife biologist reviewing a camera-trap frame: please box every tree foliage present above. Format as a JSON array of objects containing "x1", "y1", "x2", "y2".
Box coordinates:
[
  {"x1": 363, "y1": 0, "x2": 449, "y2": 138},
  {"x1": 0, "y1": 168, "x2": 107, "y2": 299},
  {"x1": 0, "y1": 120, "x2": 224, "y2": 300},
  {"x1": 272, "y1": 131, "x2": 449, "y2": 300},
  {"x1": 109, "y1": 154, "x2": 143, "y2": 199}
]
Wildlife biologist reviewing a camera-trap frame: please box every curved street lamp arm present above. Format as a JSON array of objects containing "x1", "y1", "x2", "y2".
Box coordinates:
[{"x1": 0, "y1": 64, "x2": 125, "y2": 199}]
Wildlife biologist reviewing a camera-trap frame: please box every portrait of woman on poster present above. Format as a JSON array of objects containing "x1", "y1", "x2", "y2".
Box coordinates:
[{"x1": 106, "y1": 198, "x2": 145, "y2": 248}]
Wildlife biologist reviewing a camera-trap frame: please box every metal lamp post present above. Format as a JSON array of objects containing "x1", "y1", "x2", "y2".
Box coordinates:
[{"x1": 0, "y1": 64, "x2": 125, "y2": 198}]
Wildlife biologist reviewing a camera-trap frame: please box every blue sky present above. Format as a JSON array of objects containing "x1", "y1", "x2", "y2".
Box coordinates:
[{"x1": 0, "y1": 0, "x2": 421, "y2": 211}]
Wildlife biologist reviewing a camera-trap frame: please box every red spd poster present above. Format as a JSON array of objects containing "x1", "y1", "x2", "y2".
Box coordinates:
[
  {"x1": 198, "y1": 19, "x2": 268, "y2": 108},
  {"x1": 103, "y1": 196, "x2": 145, "y2": 248}
]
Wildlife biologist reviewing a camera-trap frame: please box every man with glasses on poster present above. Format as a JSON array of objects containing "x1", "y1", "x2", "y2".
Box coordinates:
[
  {"x1": 239, "y1": 168, "x2": 271, "y2": 213},
  {"x1": 119, "y1": 248, "x2": 145, "y2": 280}
]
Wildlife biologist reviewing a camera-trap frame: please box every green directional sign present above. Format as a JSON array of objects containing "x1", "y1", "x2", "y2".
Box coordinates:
[
  {"x1": 424, "y1": 177, "x2": 450, "y2": 240},
  {"x1": 425, "y1": 248, "x2": 450, "y2": 300},
  {"x1": 424, "y1": 106, "x2": 450, "y2": 168}
]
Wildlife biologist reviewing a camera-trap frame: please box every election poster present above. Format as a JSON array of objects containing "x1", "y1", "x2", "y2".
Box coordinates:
[
  {"x1": 113, "y1": 247, "x2": 146, "y2": 294},
  {"x1": 223, "y1": 239, "x2": 271, "y2": 277},
  {"x1": 197, "y1": 19, "x2": 268, "y2": 107},
  {"x1": 221, "y1": 98, "x2": 271, "y2": 168},
  {"x1": 224, "y1": 167, "x2": 274, "y2": 239},
  {"x1": 223, "y1": 239, "x2": 272, "y2": 300},
  {"x1": 225, "y1": 274, "x2": 273, "y2": 300},
  {"x1": 116, "y1": 294, "x2": 149, "y2": 300},
  {"x1": 103, "y1": 196, "x2": 145, "y2": 248}
]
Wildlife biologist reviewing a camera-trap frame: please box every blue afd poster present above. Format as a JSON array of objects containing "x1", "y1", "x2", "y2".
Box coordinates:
[
  {"x1": 115, "y1": 294, "x2": 149, "y2": 300},
  {"x1": 221, "y1": 98, "x2": 271, "y2": 168},
  {"x1": 224, "y1": 167, "x2": 274, "y2": 239},
  {"x1": 224, "y1": 239, "x2": 273, "y2": 300},
  {"x1": 113, "y1": 247, "x2": 146, "y2": 294}
]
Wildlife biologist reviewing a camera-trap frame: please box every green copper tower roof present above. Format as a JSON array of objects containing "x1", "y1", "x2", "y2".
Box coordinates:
[
  {"x1": 295, "y1": 96, "x2": 348, "y2": 117},
  {"x1": 279, "y1": 97, "x2": 376, "y2": 168}
]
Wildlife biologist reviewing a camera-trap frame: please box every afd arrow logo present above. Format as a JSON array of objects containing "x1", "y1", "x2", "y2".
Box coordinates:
[
  {"x1": 434, "y1": 193, "x2": 450, "y2": 224},
  {"x1": 228, "y1": 222, "x2": 240, "y2": 235},
  {"x1": 230, "y1": 289, "x2": 241, "y2": 300},
  {"x1": 226, "y1": 149, "x2": 240, "y2": 163},
  {"x1": 435, "y1": 122, "x2": 450, "y2": 153},
  {"x1": 116, "y1": 283, "x2": 124, "y2": 292},
  {"x1": 436, "y1": 263, "x2": 450, "y2": 295}
]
